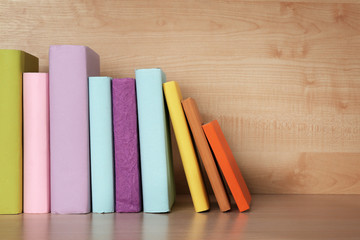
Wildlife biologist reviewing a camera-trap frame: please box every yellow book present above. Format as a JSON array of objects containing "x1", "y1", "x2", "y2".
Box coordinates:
[
  {"x1": 163, "y1": 81, "x2": 209, "y2": 212},
  {"x1": 0, "y1": 50, "x2": 38, "y2": 214}
]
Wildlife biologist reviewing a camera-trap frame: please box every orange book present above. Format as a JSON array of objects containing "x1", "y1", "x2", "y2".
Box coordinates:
[
  {"x1": 182, "y1": 98, "x2": 230, "y2": 212},
  {"x1": 202, "y1": 120, "x2": 251, "y2": 212}
]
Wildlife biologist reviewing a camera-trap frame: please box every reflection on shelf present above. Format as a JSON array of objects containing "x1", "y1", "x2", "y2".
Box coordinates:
[{"x1": 17, "y1": 198, "x2": 249, "y2": 240}]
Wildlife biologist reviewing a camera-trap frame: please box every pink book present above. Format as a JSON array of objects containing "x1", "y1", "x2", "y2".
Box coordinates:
[{"x1": 23, "y1": 73, "x2": 50, "y2": 213}]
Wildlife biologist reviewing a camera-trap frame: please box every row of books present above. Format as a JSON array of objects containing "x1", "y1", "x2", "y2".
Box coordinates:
[{"x1": 0, "y1": 46, "x2": 251, "y2": 215}]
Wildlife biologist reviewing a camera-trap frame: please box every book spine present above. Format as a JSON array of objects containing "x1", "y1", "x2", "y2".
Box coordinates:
[
  {"x1": 181, "y1": 97, "x2": 230, "y2": 212},
  {"x1": 49, "y1": 45, "x2": 99, "y2": 214},
  {"x1": 23, "y1": 73, "x2": 50, "y2": 213},
  {"x1": 112, "y1": 78, "x2": 141, "y2": 212},
  {"x1": 163, "y1": 81, "x2": 209, "y2": 213},
  {"x1": 0, "y1": 50, "x2": 38, "y2": 214},
  {"x1": 135, "y1": 69, "x2": 175, "y2": 213},
  {"x1": 203, "y1": 120, "x2": 251, "y2": 212},
  {"x1": 89, "y1": 76, "x2": 114, "y2": 213}
]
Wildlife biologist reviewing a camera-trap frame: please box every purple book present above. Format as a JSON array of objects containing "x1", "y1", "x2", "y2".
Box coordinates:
[
  {"x1": 112, "y1": 78, "x2": 141, "y2": 212},
  {"x1": 49, "y1": 45, "x2": 100, "y2": 214}
]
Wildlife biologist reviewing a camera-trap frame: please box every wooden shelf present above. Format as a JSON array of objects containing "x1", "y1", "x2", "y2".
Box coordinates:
[
  {"x1": 1, "y1": 0, "x2": 359, "y2": 238},
  {"x1": 1, "y1": 194, "x2": 359, "y2": 239}
]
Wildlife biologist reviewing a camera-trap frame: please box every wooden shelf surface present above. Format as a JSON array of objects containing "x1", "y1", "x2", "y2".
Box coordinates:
[{"x1": 0, "y1": 194, "x2": 359, "y2": 240}]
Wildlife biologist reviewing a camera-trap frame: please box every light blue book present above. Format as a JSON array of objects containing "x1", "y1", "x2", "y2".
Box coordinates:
[
  {"x1": 89, "y1": 76, "x2": 114, "y2": 213},
  {"x1": 135, "y1": 68, "x2": 175, "y2": 213}
]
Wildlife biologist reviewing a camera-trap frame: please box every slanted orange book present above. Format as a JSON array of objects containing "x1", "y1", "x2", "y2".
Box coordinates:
[
  {"x1": 182, "y1": 98, "x2": 231, "y2": 212},
  {"x1": 202, "y1": 120, "x2": 251, "y2": 212}
]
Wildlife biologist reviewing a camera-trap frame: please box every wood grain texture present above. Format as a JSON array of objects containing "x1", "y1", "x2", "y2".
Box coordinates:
[
  {"x1": 1, "y1": 0, "x2": 359, "y2": 194},
  {"x1": 238, "y1": 152, "x2": 360, "y2": 194},
  {"x1": 0, "y1": 195, "x2": 360, "y2": 240}
]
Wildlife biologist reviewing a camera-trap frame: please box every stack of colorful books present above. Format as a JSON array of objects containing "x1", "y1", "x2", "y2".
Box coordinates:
[{"x1": 0, "y1": 45, "x2": 251, "y2": 215}]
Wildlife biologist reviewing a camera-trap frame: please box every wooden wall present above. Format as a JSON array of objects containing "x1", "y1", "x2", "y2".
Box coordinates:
[{"x1": 1, "y1": 0, "x2": 359, "y2": 194}]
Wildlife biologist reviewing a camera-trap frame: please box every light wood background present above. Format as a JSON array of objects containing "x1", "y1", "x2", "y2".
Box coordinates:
[{"x1": 1, "y1": 0, "x2": 359, "y2": 194}]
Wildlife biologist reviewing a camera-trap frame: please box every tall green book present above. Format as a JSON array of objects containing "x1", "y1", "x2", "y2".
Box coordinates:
[{"x1": 0, "y1": 49, "x2": 38, "y2": 214}]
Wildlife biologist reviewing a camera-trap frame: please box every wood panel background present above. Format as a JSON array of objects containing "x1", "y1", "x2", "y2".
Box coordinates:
[{"x1": 1, "y1": 0, "x2": 359, "y2": 194}]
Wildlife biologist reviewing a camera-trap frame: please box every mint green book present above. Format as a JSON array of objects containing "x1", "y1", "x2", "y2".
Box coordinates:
[
  {"x1": 135, "y1": 68, "x2": 175, "y2": 213},
  {"x1": 89, "y1": 76, "x2": 114, "y2": 213}
]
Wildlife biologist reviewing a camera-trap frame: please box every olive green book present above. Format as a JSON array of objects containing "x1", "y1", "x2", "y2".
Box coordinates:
[{"x1": 0, "y1": 49, "x2": 38, "y2": 214}]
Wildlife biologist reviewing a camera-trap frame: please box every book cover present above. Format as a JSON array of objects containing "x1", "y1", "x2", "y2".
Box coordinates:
[
  {"x1": 89, "y1": 76, "x2": 114, "y2": 213},
  {"x1": 182, "y1": 97, "x2": 230, "y2": 212},
  {"x1": 112, "y1": 78, "x2": 141, "y2": 212},
  {"x1": 163, "y1": 81, "x2": 209, "y2": 213},
  {"x1": 202, "y1": 120, "x2": 251, "y2": 212},
  {"x1": 0, "y1": 49, "x2": 38, "y2": 214},
  {"x1": 135, "y1": 68, "x2": 175, "y2": 213},
  {"x1": 49, "y1": 45, "x2": 100, "y2": 214},
  {"x1": 23, "y1": 73, "x2": 50, "y2": 213}
]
